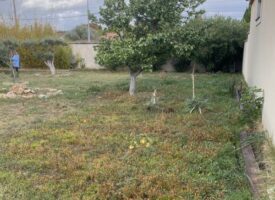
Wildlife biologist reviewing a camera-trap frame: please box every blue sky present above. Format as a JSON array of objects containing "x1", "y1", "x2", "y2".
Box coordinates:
[
  {"x1": 202, "y1": 0, "x2": 248, "y2": 19},
  {"x1": 0, "y1": 0, "x2": 249, "y2": 31}
]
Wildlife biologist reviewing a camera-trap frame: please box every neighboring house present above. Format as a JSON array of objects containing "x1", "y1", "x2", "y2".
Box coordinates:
[
  {"x1": 243, "y1": 0, "x2": 275, "y2": 144},
  {"x1": 68, "y1": 32, "x2": 120, "y2": 69},
  {"x1": 100, "y1": 32, "x2": 119, "y2": 40},
  {"x1": 70, "y1": 42, "x2": 103, "y2": 69}
]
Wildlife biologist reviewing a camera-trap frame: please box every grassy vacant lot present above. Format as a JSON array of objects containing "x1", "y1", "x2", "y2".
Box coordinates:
[{"x1": 0, "y1": 71, "x2": 251, "y2": 199}]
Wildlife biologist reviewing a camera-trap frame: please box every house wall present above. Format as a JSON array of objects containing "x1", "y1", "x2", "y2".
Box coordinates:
[
  {"x1": 69, "y1": 43, "x2": 104, "y2": 69},
  {"x1": 243, "y1": 0, "x2": 275, "y2": 144}
]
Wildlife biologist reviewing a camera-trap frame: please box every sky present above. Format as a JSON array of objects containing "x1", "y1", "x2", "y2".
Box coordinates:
[{"x1": 0, "y1": 0, "x2": 249, "y2": 31}]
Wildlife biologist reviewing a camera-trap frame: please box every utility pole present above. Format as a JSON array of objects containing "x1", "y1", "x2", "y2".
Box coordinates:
[
  {"x1": 12, "y1": 0, "x2": 18, "y2": 26},
  {"x1": 0, "y1": 0, "x2": 17, "y2": 25},
  {"x1": 87, "y1": 0, "x2": 91, "y2": 43}
]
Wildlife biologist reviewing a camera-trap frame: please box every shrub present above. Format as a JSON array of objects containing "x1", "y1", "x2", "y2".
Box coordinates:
[
  {"x1": 0, "y1": 42, "x2": 9, "y2": 67},
  {"x1": 0, "y1": 39, "x2": 19, "y2": 67},
  {"x1": 18, "y1": 39, "x2": 73, "y2": 69},
  {"x1": 185, "y1": 98, "x2": 208, "y2": 114},
  {"x1": 54, "y1": 46, "x2": 74, "y2": 69},
  {"x1": 175, "y1": 16, "x2": 249, "y2": 72},
  {"x1": 0, "y1": 22, "x2": 72, "y2": 69},
  {"x1": 240, "y1": 87, "x2": 264, "y2": 127}
]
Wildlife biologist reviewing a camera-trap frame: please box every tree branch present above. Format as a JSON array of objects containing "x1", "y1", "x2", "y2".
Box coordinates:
[{"x1": 129, "y1": 66, "x2": 143, "y2": 77}]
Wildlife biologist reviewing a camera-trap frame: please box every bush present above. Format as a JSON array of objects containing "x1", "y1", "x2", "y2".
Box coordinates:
[
  {"x1": 0, "y1": 39, "x2": 19, "y2": 67},
  {"x1": 0, "y1": 23, "x2": 73, "y2": 69},
  {"x1": 0, "y1": 42, "x2": 9, "y2": 67},
  {"x1": 54, "y1": 46, "x2": 74, "y2": 69},
  {"x1": 175, "y1": 16, "x2": 249, "y2": 72},
  {"x1": 0, "y1": 39, "x2": 73, "y2": 69},
  {"x1": 240, "y1": 87, "x2": 264, "y2": 126},
  {"x1": 18, "y1": 39, "x2": 73, "y2": 69}
]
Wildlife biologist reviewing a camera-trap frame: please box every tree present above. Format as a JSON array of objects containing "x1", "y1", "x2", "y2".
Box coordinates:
[
  {"x1": 0, "y1": 39, "x2": 19, "y2": 66},
  {"x1": 0, "y1": 42, "x2": 10, "y2": 68},
  {"x1": 65, "y1": 25, "x2": 88, "y2": 41},
  {"x1": 39, "y1": 38, "x2": 67, "y2": 75},
  {"x1": 88, "y1": 12, "x2": 99, "y2": 24},
  {"x1": 207, "y1": 17, "x2": 248, "y2": 72},
  {"x1": 179, "y1": 16, "x2": 248, "y2": 72},
  {"x1": 0, "y1": 39, "x2": 19, "y2": 81},
  {"x1": 96, "y1": 0, "x2": 205, "y2": 95},
  {"x1": 65, "y1": 24, "x2": 102, "y2": 42},
  {"x1": 243, "y1": 6, "x2": 251, "y2": 23},
  {"x1": 21, "y1": 38, "x2": 67, "y2": 75}
]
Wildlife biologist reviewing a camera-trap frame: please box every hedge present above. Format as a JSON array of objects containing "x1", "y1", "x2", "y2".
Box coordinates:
[{"x1": 0, "y1": 38, "x2": 74, "y2": 69}]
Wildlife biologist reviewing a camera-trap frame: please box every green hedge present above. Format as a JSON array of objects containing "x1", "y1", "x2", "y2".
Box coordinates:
[{"x1": 0, "y1": 38, "x2": 74, "y2": 69}]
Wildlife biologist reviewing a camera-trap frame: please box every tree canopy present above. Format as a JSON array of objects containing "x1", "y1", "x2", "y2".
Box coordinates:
[
  {"x1": 0, "y1": 39, "x2": 19, "y2": 67},
  {"x1": 243, "y1": 6, "x2": 251, "y2": 23},
  {"x1": 186, "y1": 16, "x2": 248, "y2": 72},
  {"x1": 96, "y1": 0, "x2": 205, "y2": 95}
]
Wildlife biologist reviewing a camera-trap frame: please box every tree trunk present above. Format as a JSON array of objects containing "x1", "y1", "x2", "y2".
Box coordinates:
[
  {"x1": 45, "y1": 59, "x2": 56, "y2": 75},
  {"x1": 9, "y1": 58, "x2": 16, "y2": 83},
  {"x1": 10, "y1": 67, "x2": 16, "y2": 83},
  {"x1": 129, "y1": 72, "x2": 137, "y2": 96},
  {"x1": 192, "y1": 63, "x2": 196, "y2": 100}
]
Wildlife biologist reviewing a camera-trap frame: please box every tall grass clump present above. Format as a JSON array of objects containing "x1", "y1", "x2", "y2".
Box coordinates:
[{"x1": 0, "y1": 22, "x2": 57, "y2": 40}]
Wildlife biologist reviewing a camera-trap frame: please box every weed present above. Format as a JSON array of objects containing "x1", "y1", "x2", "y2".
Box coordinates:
[
  {"x1": 185, "y1": 98, "x2": 208, "y2": 114},
  {"x1": 114, "y1": 81, "x2": 129, "y2": 91},
  {"x1": 240, "y1": 87, "x2": 264, "y2": 127},
  {"x1": 86, "y1": 84, "x2": 106, "y2": 94}
]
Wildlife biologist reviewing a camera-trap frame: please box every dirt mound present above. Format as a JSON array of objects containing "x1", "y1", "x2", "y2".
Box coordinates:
[{"x1": 0, "y1": 83, "x2": 63, "y2": 99}]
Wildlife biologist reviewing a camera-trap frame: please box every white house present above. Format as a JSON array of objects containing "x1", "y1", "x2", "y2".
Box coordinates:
[
  {"x1": 243, "y1": 0, "x2": 275, "y2": 144},
  {"x1": 69, "y1": 42, "x2": 103, "y2": 69}
]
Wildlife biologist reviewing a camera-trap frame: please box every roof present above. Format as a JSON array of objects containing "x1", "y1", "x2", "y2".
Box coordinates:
[{"x1": 101, "y1": 32, "x2": 119, "y2": 40}]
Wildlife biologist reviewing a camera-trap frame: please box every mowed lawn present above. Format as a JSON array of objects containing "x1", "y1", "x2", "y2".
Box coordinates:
[{"x1": 0, "y1": 71, "x2": 251, "y2": 199}]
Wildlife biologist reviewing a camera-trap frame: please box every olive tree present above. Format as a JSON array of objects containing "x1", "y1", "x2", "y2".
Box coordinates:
[
  {"x1": 21, "y1": 38, "x2": 67, "y2": 75},
  {"x1": 0, "y1": 42, "x2": 10, "y2": 67},
  {"x1": 0, "y1": 39, "x2": 19, "y2": 81},
  {"x1": 39, "y1": 39, "x2": 67, "y2": 75},
  {"x1": 96, "y1": 0, "x2": 205, "y2": 96}
]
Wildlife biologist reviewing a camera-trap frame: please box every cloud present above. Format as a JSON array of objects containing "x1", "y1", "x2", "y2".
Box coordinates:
[
  {"x1": 22, "y1": 0, "x2": 85, "y2": 10},
  {"x1": 0, "y1": 0, "x2": 248, "y2": 30},
  {"x1": 57, "y1": 11, "x2": 82, "y2": 18}
]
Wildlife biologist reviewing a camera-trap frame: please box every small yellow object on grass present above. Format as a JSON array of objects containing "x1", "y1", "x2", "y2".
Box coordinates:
[{"x1": 140, "y1": 138, "x2": 146, "y2": 145}]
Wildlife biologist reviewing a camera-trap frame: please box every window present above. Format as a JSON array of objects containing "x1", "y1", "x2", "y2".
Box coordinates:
[{"x1": 256, "y1": 0, "x2": 262, "y2": 21}]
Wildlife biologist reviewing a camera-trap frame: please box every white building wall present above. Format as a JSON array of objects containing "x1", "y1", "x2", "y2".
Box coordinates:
[
  {"x1": 70, "y1": 43, "x2": 104, "y2": 69},
  {"x1": 243, "y1": 0, "x2": 275, "y2": 144}
]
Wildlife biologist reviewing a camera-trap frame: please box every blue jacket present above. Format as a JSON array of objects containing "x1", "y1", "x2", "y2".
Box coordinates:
[{"x1": 11, "y1": 54, "x2": 20, "y2": 68}]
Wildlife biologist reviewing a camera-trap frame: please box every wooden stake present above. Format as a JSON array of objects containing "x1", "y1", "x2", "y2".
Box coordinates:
[{"x1": 192, "y1": 64, "x2": 196, "y2": 100}]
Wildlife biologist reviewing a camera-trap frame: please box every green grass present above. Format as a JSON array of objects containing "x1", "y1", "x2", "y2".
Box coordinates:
[{"x1": 0, "y1": 71, "x2": 252, "y2": 199}]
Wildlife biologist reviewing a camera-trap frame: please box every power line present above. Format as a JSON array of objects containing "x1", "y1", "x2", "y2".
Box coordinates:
[
  {"x1": 21, "y1": 14, "x2": 89, "y2": 21},
  {"x1": 0, "y1": 0, "x2": 17, "y2": 25},
  {"x1": 0, "y1": 0, "x2": 102, "y2": 30},
  {"x1": 1, "y1": 12, "x2": 99, "y2": 21}
]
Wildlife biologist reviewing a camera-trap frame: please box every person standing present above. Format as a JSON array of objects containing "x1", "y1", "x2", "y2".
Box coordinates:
[{"x1": 11, "y1": 50, "x2": 20, "y2": 78}]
